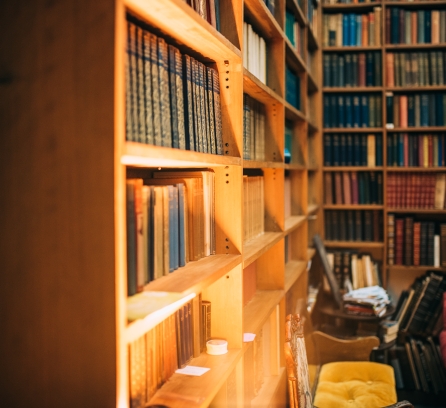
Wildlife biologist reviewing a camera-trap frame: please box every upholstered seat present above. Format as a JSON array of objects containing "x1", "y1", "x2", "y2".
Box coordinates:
[{"x1": 284, "y1": 313, "x2": 413, "y2": 408}]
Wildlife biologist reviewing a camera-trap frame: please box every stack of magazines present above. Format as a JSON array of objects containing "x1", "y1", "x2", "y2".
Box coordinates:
[{"x1": 342, "y1": 286, "x2": 390, "y2": 317}]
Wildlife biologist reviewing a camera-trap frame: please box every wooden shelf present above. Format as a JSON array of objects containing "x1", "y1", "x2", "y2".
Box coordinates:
[
  {"x1": 243, "y1": 68, "x2": 283, "y2": 106},
  {"x1": 386, "y1": 1, "x2": 446, "y2": 5},
  {"x1": 243, "y1": 290, "x2": 285, "y2": 334},
  {"x1": 288, "y1": 0, "x2": 307, "y2": 26},
  {"x1": 148, "y1": 349, "x2": 243, "y2": 408},
  {"x1": 143, "y1": 254, "x2": 241, "y2": 295},
  {"x1": 122, "y1": 142, "x2": 242, "y2": 168},
  {"x1": 307, "y1": 25, "x2": 319, "y2": 51},
  {"x1": 323, "y1": 46, "x2": 382, "y2": 52},
  {"x1": 244, "y1": 160, "x2": 285, "y2": 169},
  {"x1": 322, "y1": 3, "x2": 381, "y2": 10},
  {"x1": 308, "y1": 121, "x2": 319, "y2": 133},
  {"x1": 307, "y1": 247, "x2": 316, "y2": 260},
  {"x1": 388, "y1": 265, "x2": 446, "y2": 273},
  {"x1": 387, "y1": 208, "x2": 446, "y2": 214},
  {"x1": 387, "y1": 126, "x2": 446, "y2": 132},
  {"x1": 284, "y1": 163, "x2": 307, "y2": 170},
  {"x1": 285, "y1": 215, "x2": 307, "y2": 234},
  {"x1": 307, "y1": 203, "x2": 320, "y2": 214},
  {"x1": 243, "y1": 232, "x2": 283, "y2": 268},
  {"x1": 308, "y1": 73, "x2": 319, "y2": 94},
  {"x1": 125, "y1": 0, "x2": 241, "y2": 61},
  {"x1": 251, "y1": 368, "x2": 287, "y2": 408},
  {"x1": 387, "y1": 167, "x2": 446, "y2": 172},
  {"x1": 385, "y1": 43, "x2": 446, "y2": 50},
  {"x1": 244, "y1": 0, "x2": 283, "y2": 39},
  {"x1": 386, "y1": 86, "x2": 446, "y2": 92},
  {"x1": 286, "y1": 38, "x2": 307, "y2": 73},
  {"x1": 285, "y1": 260, "x2": 308, "y2": 292},
  {"x1": 324, "y1": 127, "x2": 383, "y2": 133},
  {"x1": 285, "y1": 101, "x2": 306, "y2": 122},
  {"x1": 324, "y1": 240, "x2": 384, "y2": 249}
]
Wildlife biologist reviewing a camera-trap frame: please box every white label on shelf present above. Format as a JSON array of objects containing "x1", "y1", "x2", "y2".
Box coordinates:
[
  {"x1": 243, "y1": 333, "x2": 256, "y2": 342},
  {"x1": 175, "y1": 366, "x2": 210, "y2": 376}
]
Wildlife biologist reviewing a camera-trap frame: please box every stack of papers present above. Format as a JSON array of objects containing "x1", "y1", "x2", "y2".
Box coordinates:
[{"x1": 342, "y1": 286, "x2": 390, "y2": 317}]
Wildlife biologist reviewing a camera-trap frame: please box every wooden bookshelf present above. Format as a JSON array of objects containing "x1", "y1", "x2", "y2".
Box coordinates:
[
  {"x1": 320, "y1": 0, "x2": 446, "y2": 371},
  {"x1": 0, "y1": 0, "x2": 322, "y2": 405}
]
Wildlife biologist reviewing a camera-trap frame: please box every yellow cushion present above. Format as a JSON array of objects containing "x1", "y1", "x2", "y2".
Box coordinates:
[{"x1": 313, "y1": 361, "x2": 397, "y2": 408}]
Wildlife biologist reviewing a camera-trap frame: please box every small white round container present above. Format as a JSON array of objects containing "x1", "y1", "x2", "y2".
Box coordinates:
[{"x1": 206, "y1": 339, "x2": 228, "y2": 355}]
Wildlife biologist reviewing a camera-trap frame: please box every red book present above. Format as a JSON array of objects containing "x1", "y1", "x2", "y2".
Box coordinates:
[
  {"x1": 395, "y1": 218, "x2": 404, "y2": 265},
  {"x1": 351, "y1": 171, "x2": 359, "y2": 204},
  {"x1": 411, "y1": 11, "x2": 417, "y2": 45},
  {"x1": 413, "y1": 221, "x2": 421, "y2": 266},
  {"x1": 428, "y1": 135, "x2": 433, "y2": 167},
  {"x1": 403, "y1": 133, "x2": 409, "y2": 167},
  {"x1": 334, "y1": 172, "x2": 343, "y2": 204},
  {"x1": 418, "y1": 136, "x2": 424, "y2": 167},
  {"x1": 358, "y1": 53, "x2": 366, "y2": 87},
  {"x1": 385, "y1": 7, "x2": 391, "y2": 44},
  {"x1": 342, "y1": 172, "x2": 352, "y2": 204},
  {"x1": 386, "y1": 53, "x2": 394, "y2": 87},
  {"x1": 400, "y1": 95, "x2": 408, "y2": 128}
]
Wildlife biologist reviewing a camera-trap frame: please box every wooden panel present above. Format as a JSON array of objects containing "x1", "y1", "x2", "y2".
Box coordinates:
[
  {"x1": 243, "y1": 232, "x2": 283, "y2": 267},
  {"x1": 285, "y1": 260, "x2": 307, "y2": 292},
  {"x1": 284, "y1": 215, "x2": 306, "y2": 234},
  {"x1": 0, "y1": 1, "x2": 118, "y2": 406},
  {"x1": 263, "y1": 168, "x2": 285, "y2": 231},
  {"x1": 250, "y1": 369, "x2": 287, "y2": 408},
  {"x1": 257, "y1": 241, "x2": 285, "y2": 290}
]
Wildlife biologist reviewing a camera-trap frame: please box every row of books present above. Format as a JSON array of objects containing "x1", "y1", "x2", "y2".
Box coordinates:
[
  {"x1": 243, "y1": 94, "x2": 266, "y2": 161},
  {"x1": 386, "y1": 172, "x2": 446, "y2": 209},
  {"x1": 388, "y1": 216, "x2": 445, "y2": 267},
  {"x1": 386, "y1": 92, "x2": 446, "y2": 128},
  {"x1": 386, "y1": 8, "x2": 446, "y2": 45},
  {"x1": 324, "y1": 133, "x2": 383, "y2": 167},
  {"x1": 386, "y1": 51, "x2": 446, "y2": 87},
  {"x1": 323, "y1": 52, "x2": 382, "y2": 88},
  {"x1": 324, "y1": 94, "x2": 382, "y2": 128},
  {"x1": 286, "y1": 66, "x2": 301, "y2": 110},
  {"x1": 126, "y1": 20, "x2": 223, "y2": 154},
  {"x1": 324, "y1": 171, "x2": 383, "y2": 205},
  {"x1": 284, "y1": 121, "x2": 304, "y2": 165},
  {"x1": 386, "y1": 133, "x2": 446, "y2": 167},
  {"x1": 128, "y1": 298, "x2": 212, "y2": 407},
  {"x1": 393, "y1": 271, "x2": 446, "y2": 337},
  {"x1": 243, "y1": 175, "x2": 265, "y2": 243},
  {"x1": 185, "y1": 0, "x2": 220, "y2": 31},
  {"x1": 323, "y1": 8, "x2": 383, "y2": 47},
  {"x1": 326, "y1": 250, "x2": 381, "y2": 293},
  {"x1": 325, "y1": 209, "x2": 383, "y2": 242},
  {"x1": 243, "y1": 22, "x2": 267, "y2": 84},
  {"x1": 285, "y1": 9, "x2": 305, "y2": 58},
  {"x1": 126, "y1": 171, "x2": 215, "y2": 296},
  {"x1": 387, "y1": 337, "x2": 446, "y2": 394}
]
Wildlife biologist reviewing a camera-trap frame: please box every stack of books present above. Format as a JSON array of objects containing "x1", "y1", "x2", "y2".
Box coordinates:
[
  {"x1": 379, "y1": 319, "x2": 399, "y2": 344},
  {"x1": 342, "y1": 285, "x2": 390, "y2": 317}
]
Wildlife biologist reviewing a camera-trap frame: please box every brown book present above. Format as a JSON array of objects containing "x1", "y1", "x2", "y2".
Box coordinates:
[
  {"x1": 350, "y1": 171, "x2": 358, "y2": 204},
  {"x1": 395, "y1": 218, "x2": 404, "y2": 265},
  {"x1": 358, "y1": 53, "x2": 366, "y2": 87},
  {"x1": 432, "y1": 10, "x2": 440, "y2": 44},
  {"x1": 413, "y1": 222, "x2": 421, "y2": 266},
  {"x1": 404, "y1": 217, "x2": 414, "y2": 266},
  {"x1": 411, "y1": 11, "x2": 417, "y2": 45},
  {"x1": 386, "y1": 53, "x2": 394, "y2": 87},
  {"x1": 201, "y1": 300, "x2": 211, "y2": 351},
  {"x1": 393, "y1": 95, "x2": 400, "y2": 128},
  {"x1": 191, "y1": 296, "x2": 202, "y2": 358},
  {"x1": 334, "y1": 171, "x2": 343, "y2": 204},
  {"x1": 342, "y1": 172, "x2": 352, "y2": 204},
  {"x1": 324, "y1": 172, "x2": 333, "y2": 205},
  {"x1": 362, "y1": 14, "x2": 369, "y2": 46},
  {"x1": 399, "y1": 95, "x2": 408, "y2": 128}
]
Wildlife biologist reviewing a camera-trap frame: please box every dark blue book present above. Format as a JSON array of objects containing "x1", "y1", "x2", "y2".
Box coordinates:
[
  {"x1": 361, "y1": 95, "x2": 369, "y2": 127},
  {"x1": 339, "y1": 55, "x2": 345, "y2": 87},
  {"x1": 332, "y1": 54, "x2": 339, "y2": 87},
  {"x1": 408, "y1": 95, "x2": 415, "y2": 127},
  {"x1": 168, "y1": 45, "x2": 180, "y2": 148},
  {"x1": 376, "y1": 134, "x2": 383, "y2": 166},
  {"x1": 391, "y1": 8, "x2": 399, "y2": 44},
  {"x1": 347, "y1": 210, "x2": 355, "y2": 241},
  {"x1": 425, "y1": 10, "x2": 431, "y2": 43},
  {"x1": 349, "y1": 14, "x2": 356, "y2": 47},
  {"x1": 358, "y1": 172, "x2": 365, "y2": 204},
  {"x1": 338, "y1": 95, "x2": 345, "y2": 128},
  {"x1": 436, "y1": 93, "x2": 443, "y2": 126},
  {"x1": 361, "y1": 135, "x2": 367, "y2": 166},
  {"x1": 386, "y1": 93, "x2": 394, "y2": 126},
  {"x1": 363, "y1": 172, "x2": 371, "y2": 204},
  {"x1": 374, "y1": 52, "x2": 382, "y2": 86},
  {"x1": 392, "y1": 133, "x2": 399, "y2": 166},
  {"x1": 323, "y1": 54, "x2": 330, "y2": 87},
  {"x1": 353, "y1": 95, "x2": 360, "y2": 127},
  {"x1": 346, "y1": 134, "x2": 353, "y2": 166},
  {"x1": 387, "y1": 134, "x2": 393, "y2": 166},
  {"x1": 353, "y1": 134, "x2": 361, "y2": 166},
  {"x1": 408, "y1": 135, "x2": 414, "y2": 166},
  {"x1": 324, "y1": 134, "x2": 332, "y2": 166},
  {"x1": 398, "y1": 133, "x2": 404, "y2": 167},
  {"x1": 343, "y1": 14, "x2": 350, "y2": 46},
  {"x1": 324, "y1": 95, "x2": 331, "y2": 128},
  {"x1": 333, "y1": 134, "x2": 340, "y2": 166},
  {"x1": 126, "y1": 182, "x2": 137, "y2": 296},
  {"x1": 331, "y1": 95, "x2": 338, "y2": 127},
  {"x1": 345, "y1": 95, "x2": 353, "y2": 128},
  {"x1": 377, "y1": 173, "x2": 383, "y2": 204},
  {"x1": 421, "y1": 93, "x2": 429, "y2": 126},
  {"x1": 345, "y1": 53, "x2": 352, "y2": 87},
  {"x1": 340, "y1": 134, "x2": 347, "y2": 165},
  {"x1": 355, "y1": 210, "x2": 363, "y2": 241},
  {"x1": 418, "y1": 10, "x2": 425, "y2": 44},
  {"x1": 429, "y1": 93, "x2": 436, "y2": 126}
]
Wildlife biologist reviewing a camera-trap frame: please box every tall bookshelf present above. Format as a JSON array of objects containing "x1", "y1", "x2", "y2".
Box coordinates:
[
  {"x1": 322, "y1": 1, "x2": 446, "y2": 310},
  {"x1": 0, "y1": 0, "x2": 321, "y2": 406}
]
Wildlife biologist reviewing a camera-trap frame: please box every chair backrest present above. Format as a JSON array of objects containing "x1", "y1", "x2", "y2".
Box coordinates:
[{"x1": 284, "y1": 313, "x2": 313, "y2": 408}]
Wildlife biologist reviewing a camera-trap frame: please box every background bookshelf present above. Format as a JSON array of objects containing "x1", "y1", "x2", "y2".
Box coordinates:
[{"x1": 0, "y1": 0, "x2": 321, "y2": 407}]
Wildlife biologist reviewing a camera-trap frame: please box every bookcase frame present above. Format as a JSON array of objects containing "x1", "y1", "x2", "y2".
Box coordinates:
[
  {"x1": 321, "y1": 0, "x2": 446, "y2": 302},
  {"x1": 0, "y1": 0, "x2": 322, "y2": 406}
]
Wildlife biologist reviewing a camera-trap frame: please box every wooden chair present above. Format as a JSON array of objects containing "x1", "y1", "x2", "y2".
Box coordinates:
[{"x1": 284, "y1": 313, "x2": 413, "y2": 408}]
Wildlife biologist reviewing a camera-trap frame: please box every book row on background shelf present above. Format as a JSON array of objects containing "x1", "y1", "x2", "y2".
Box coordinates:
[
  {"x1": 326, "y1": 250, "x2": 382, "y2": 292},
  {"x1": 128, "y1": 298, "x2": 212, "y2": 407},
  {"x1": 308, "y1": 0, "x2": 319, "y2": 35},
  {"x1": 126, "y1": 171, "x2": 215, "y2": 296},
  {"x1": 243, "y1": 175, "x2": 265, "y2": 243},
  {"x1": 386, "y1": 92, "x2": 446, "y2": 128},
  {"x1": 386, "y1": 51, "x2": 446, "y2": 88},
  {"x1": 243, "y1": 21, "x2": 267, "y2": 85},
  {"x1": 386, "y1": 8, "x2": 446, "y2": 45},
  {"x1": 324, "y1": 133, "x2": 383, "y2": 167},
  {"x1": 324, "y1": 170, "x2": 383, "y2": 204},
  {"x1": 325, "y1": 209, "x2": 383, "y2": 242},
  {"x1": 286, "y1": 66, "x2": 302, "y2": 110},
  {"x1": 324, "y1": 93, "x2": 382, "y2": 128},
  {"x1": 126, "y1": 18, "x2": 223, "y2": 154},
  {"x1": 185, "y1": 0, "x2": 220, "y2": 31},
  {"x1": 323, "y1": 51, "x2": 382, "y2": 87},
  {"x1": 285, "y1": 121, "x2": 305, "y2": 164},
  {"x1": 387, "y1": 215, "x2": 446, "y2": 267},
  {"x1": 386, "y1": 172, "x2": 446, "y2": 210},
  {"x1": 387, "y1": 132, "x2": 446, "y2": 167},
  {"x1": 322, "y1": 8, "x2": 383, "y2": 47},
  {"x1": 243, "y1": 94, "x2": 266, "y2": 161},
  {"x1": 285, "y1": 9, "x2": 305, "y2": 58},
  {"x1": 322, "y1": 0, "x2": 380, "y2": 4}
]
